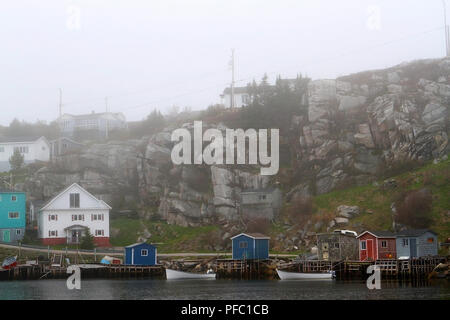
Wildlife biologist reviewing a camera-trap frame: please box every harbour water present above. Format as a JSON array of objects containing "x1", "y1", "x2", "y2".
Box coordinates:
[{"x1": 0, "y1": 279, "x2": 448, "y2": 300}]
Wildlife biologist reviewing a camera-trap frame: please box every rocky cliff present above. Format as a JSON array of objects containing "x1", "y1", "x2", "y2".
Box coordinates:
[{"x1": 23, "y1": 58, "x2": 450, "y2": 230}]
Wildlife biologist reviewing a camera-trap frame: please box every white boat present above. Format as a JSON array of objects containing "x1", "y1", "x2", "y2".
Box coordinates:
[
  {"x1": 276, "y1": 269, "x2": 334, "y2": 280},
  {"x1": 166, "y1": 268, "x2": 216, "y2": 280}
]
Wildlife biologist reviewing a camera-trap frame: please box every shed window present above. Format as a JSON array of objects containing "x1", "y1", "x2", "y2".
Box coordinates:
[
  {"x1": 239, "y1": 241, "x2": 248, "y2": 249},
  {"x1": 427, "y1": 238, "x2": 434, "y2": 243},
  {"x1": 360, "y1": 241, "x2": 366, "y2": 250},
  {"x1": 11, "y1": 196, "x2": 17, "y2": 201},
  {"x1": 141, "y1": 249, "x2": 148, "y2": 256},
  {"x1": 381, "y1": 240, "x2": 387, "y2": 248}
]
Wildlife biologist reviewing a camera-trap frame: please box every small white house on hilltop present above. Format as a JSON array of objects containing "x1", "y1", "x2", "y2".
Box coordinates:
[
  {"x1": 0, "y1": 136, "x2": 50, "y2": 172},
  {"x1": 38, "y1": 183, "x2": 111, "y2": 247}
]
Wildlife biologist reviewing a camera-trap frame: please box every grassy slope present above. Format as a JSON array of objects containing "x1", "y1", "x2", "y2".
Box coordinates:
[
  {"x1": 110, "y1": 219, "x2": 221, "y2": 253},
  {"x1": 313, "y1": 157, "x2": 450, "y2": 240}
]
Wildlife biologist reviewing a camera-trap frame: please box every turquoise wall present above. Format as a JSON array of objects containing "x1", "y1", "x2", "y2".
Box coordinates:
[{"x1": 0, "y1": 192, "x2": 26, "y2": 229}]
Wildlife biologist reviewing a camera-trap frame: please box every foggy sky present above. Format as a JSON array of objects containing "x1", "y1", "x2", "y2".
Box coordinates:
[{"x1": 0, "y1": 0, "x2": 447, "y2": 126}]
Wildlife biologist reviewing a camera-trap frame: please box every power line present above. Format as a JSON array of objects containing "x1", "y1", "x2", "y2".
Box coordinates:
[{"x1": 57, "y1": 25, "x2": 445, "y2": 116}]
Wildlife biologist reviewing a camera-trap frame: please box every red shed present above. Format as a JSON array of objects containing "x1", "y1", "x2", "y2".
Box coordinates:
[{"x1": 357, "y1": 231, "x2": 397, "y2": 261}]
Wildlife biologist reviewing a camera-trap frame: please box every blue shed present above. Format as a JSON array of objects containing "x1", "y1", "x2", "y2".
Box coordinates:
[
  {"x1": 231, "y1": 233, "x2": 270, "y2": 260},
  {"x1": 395, "y1": 229, "x2": 438, "y2": 258},
  {"x1": 124, "y1": 242, "x2": 157, "y2": 266}
]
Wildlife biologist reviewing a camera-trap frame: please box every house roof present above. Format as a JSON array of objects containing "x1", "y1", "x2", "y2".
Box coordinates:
[
  {"x1": 0, "y1": 136, "x2": 46, "y2": 144},
  {"x1": 396, "y1": 229, "x2": 437, "y2": 237},
  {"x1": 125, "y1": 242, "x2": 156, "y2": 248},
  {"x1": 356, "y1": 230, "x2": 396, "y2": 239},
  {"x1": 222, "y1": 87, "x2": 249, "y2": 95},
  {"x1": 230, "y1": 232, "x2": 270, "y2": 240},
  {"x1": 0, "y1": 189, "x2": 25, "y2": 193},
  {"x1": 60, "y1": 112, "x2": 125, "y2": 121},
  {"x1": 40, "y1": 183, "x2": 112, "y2": 211}
]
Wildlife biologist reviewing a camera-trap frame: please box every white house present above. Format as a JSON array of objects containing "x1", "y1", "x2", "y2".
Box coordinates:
[
  {"x1": 220, "y1": 87, "x2": 251, "y2": 108},
  {"x1": 38, "y1": 183, "x2": 111, "y2": 246},
  {"x1": 57, "y1": 112, "x2": 127, "y2": 139},
  {"x1": 0, "y1": 136, "x2": 50, "y2": 172}
]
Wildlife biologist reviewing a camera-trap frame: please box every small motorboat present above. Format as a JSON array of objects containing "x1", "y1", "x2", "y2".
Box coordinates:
[
  {"x1": 276, "y1": 269, "x2": 335, "y2": 280},
  {"x1": 166, "y1": 268, "x2": 216, "y2": 280},
  {"x1": 1, "y1": 256, "x2": 18, "y2": 270}
]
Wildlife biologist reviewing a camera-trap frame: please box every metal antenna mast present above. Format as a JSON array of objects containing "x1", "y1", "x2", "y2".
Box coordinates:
[{"x1": 443, "y1": 0, "x2": 450, "y2": 56}]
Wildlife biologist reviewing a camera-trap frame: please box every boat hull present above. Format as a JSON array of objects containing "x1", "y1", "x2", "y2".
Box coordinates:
[
  {"x1": 166, "y1": 269, "x2": 216, "y2": 280},
  {"x1": 276, "y1": 269, "x2": 334, "y2": 280},
  {"x1": 1, "y1": 256, "x2": 17, "y2": 270}
]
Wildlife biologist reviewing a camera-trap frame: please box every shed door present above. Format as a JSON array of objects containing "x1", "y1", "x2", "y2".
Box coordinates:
[
  {"x1": 367, "y1": 239, "x2": 374, "y2": 260},
  {"x1": 410, "y1": 238, "x2": 417, "y2": 258},
  {"x1": 3, "y1": 230, "x2": 10, "y2": 242}
]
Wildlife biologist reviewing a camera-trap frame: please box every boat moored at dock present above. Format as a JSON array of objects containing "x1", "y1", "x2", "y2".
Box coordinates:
[
  {"x1": 276, "y1": 269, "x2": 335, "y2": 280},
  {"x1": 166, "y1": 268, "x2": 216, "y2": 280}
]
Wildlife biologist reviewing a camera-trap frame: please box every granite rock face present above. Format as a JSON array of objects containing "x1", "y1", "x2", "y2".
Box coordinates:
[{"x1": 23, "y1": 58, "x2": 450, "y2": 227}]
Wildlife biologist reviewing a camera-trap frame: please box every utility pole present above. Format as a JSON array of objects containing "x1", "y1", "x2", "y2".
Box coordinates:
[
  {"x1": 229, "y1": 49, "x2": 235, "y2": 109},
  {"x1": 443, "y1": 0, "x2": 450, "y2": 56},
  {"x1": 59, "y1": 88, "x2": 63, "y2": 118},
  {"x1": 105, "y1": 96, "x2": 109, "y2": 140}
]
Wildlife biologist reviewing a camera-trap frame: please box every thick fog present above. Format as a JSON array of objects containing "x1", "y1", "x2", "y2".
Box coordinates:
[{"x1": 0, "y1": 0, "x2": 446, "y2": 125}]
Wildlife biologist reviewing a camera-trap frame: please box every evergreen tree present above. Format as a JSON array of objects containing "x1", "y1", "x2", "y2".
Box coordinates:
[
  {"x1": 9, "y1": 149, "x2": 24, "y2": 172},
  {"x1": 80, "y1": 230, "x2": 95, "y2": 249}
]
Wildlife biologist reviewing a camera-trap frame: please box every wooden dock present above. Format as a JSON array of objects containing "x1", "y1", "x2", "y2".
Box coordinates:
[
  {"x1": 0, "y1": 264, "x2": 165, "y2": 281},
  {"x1": 216, "y1": 259, "x2": 276, "y2": 280},
  {"x1": 285, "y1": 256, "x2": 447, "y2": 280}
]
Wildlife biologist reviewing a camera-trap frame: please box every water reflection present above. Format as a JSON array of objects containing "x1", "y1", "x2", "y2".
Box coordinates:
[{"x1": 0, "y1": 279, "x2": 448, "y2": 300}]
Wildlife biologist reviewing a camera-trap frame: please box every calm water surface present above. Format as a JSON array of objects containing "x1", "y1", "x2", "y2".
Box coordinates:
[{"x1": 0, "y1": 279, "x2": 448, "y2": 300}]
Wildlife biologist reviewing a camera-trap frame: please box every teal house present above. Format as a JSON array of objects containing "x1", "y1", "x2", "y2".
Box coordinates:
[{"x1": 0, "y1": 190, "x2": 26, "y2": 243}]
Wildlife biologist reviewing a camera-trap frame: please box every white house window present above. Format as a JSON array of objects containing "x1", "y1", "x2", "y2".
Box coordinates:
[
  {"x1": 49, "y1": 230, "x2": 58, "y2": 237},
  {"x1": 11, "y1": 195, "x2": 17, "y2": 201},
  {"x1": 141, "y1": 249, "x2": 148, "y2": 256},
  {"x1": 14, "y1": 146, "x2": 29, "y2": 154},
  {"x1": 70, "y1": 193, "x2": 80, "y2": 208},
  {"x1": 95, "y1": 230, "x2": 104, "y2": 236},
  {"x1": 239, "y1": 242, "x2": 248, "y2": 249},
  {"x1": 16, "y1": 229, "x2": 21, "y2": 235},
  {"x1": 49, "y1": 214, "x2": 58, "y2": 221},
  {"x1": 9, "y1": 212, "x2": 19, "y2": 219},
  {"x1": 360, "y1": 241, "x2": 366, "y2": 250},
  {"x1": 72, "y1": 214, "x2": 84, "y2": 221},
  {"x1": 381, "y1": 240, "x2": 387, "y2": 248},
  {"x1": 402, "y1": 239, "x2": 409, "y2": 247}
]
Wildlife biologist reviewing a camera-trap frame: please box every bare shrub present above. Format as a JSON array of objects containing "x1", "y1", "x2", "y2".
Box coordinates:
[
  {"x1": 395, "y1": 188, "x2": 433, "y2": 228},
  {"x1": 245, "y1": 218, "x2": 271, "y2": 235},
  {"x1": 285, "y1": 196, "x2": 314, "y2": 226}
]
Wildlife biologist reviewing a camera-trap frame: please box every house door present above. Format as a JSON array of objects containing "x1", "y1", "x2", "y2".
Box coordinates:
[
  {"x1": 410, "y1": 238, "x2": 417, "y2": 258},
  {"x1": 71, "y1": 230, "x2": 80, "y2": 244},
  {"x1": 3, "y1": 230, "x2": 10, "y2": 242},
  {"x1": 367, "y1": 239, "x2": 374, "y2": 260}
]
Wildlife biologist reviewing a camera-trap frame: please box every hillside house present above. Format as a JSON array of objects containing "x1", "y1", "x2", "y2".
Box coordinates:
[
  {"x1": 240, "y1": 187, "x2": 282, "y2": 220},
  {"x1": 0, "y1": 136, "x2": 50, "y2": 172}
]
